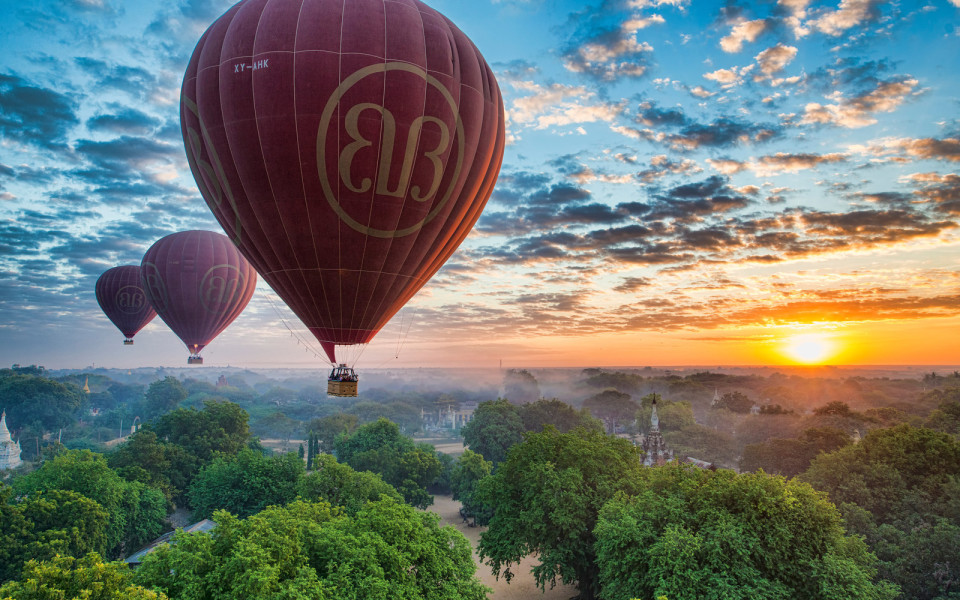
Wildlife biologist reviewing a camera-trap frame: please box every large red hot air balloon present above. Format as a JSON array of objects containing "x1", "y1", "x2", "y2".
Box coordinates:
[
  {"x1": 180, "y1": 0, "x2": 505, "y2": 368},
  {"x1": 95, "y1": 265, "x2": 157, "y2": 345},
  {"x1": 140, "y1": 230, "x2": 257, "y2": 364}
]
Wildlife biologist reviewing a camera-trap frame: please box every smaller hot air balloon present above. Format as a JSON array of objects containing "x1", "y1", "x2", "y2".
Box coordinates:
[
  {"x1": 141, "y1": 230, "x2": 256, "y2": 364},
  {"x1": 95, "y1": 265, "x2": 157, "y2": 345}
]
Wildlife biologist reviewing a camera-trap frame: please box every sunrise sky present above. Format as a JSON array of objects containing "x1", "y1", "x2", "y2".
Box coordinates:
[{"x1": 1, "y1": 0, "x2": 959, "y2": 370}]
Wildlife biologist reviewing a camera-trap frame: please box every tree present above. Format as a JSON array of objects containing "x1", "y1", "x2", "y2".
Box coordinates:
[
  {"x1": 107, "y1": 429, "x2": 188, "y2": 502},
  {"x1": 134, "y1": 498, "x2": 488, "y2": 600},
  {"x1": 926, "y1": 399, "x2": 960, "y2": 435},
  {"x1": 306, "y1": 413, "x2": 359, "y2": 453},
  {"x1": 477, "y1": 427, "x2": 644, "y2": 599},
  {"x1": 143, "y1": 377, "x2": 187, "y2": 419},
  {"x1": 12, "y1": 449, "x2": 167, "y2": 557},
  {"x1": 151, "y1": 399, "x2": 250, "y2": 464},
  {"x1": 298, "y1": 454, "x2": 402, "y2": 515},
  {"x1": 503, "y1": 369, "x2": 540, "y2": 404},
  {"x1": 664, "y1": 424, "x2": 738, "y2": 468},
  {"x1": 450, "y1": 449, "x2": 493, "y2": 525},
  {"x1": 460, "y1": 399, "x2": 524, "y2": 465},
  {"x1": 583, "y1": 389, "x2": 638, "y2": 433},
  {"x1": 19, "y1": 489, "x2": 111, "y2": 563},
  {"x1": 519, "y1": 398, "x2": 603, "y2": 434},
  {"x1": 594, "y1": 465, "x2": 898, "y2": 600},
  {"x1": 801, "y1": 425, "x2": 960, "y2": 599},
  {"x1": 713, "y1": 390, "x2": 754, "y2": 414},
  {"x1": 0, "y1": 553, "x2": 168, "y2": 599},
  {"x1": 0, "y1": 372, "x2": 86, "y2": 432},
  {"x1": 334, "y1": 418, "x2": 442, "y2": 509},
  {"x1": 740, "y1": 427, "x2": 852, "y2": 478},
  {"x1": 187, "y1": 448, "x2": 304, "y2": 520},
  {"x1": 581, "y1": 370, "x2": 645, "y2": 395}
]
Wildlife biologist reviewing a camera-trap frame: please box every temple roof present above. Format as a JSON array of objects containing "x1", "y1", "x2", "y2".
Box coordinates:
[{"x1": 0, "y1": 412, "x2": 12, "y2": 444}]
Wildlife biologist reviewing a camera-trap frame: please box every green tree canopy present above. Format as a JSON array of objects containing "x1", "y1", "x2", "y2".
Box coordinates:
[
  {"x1": 134, "y1": 498, "x2": 488, "y2": 600},
  {"x1": 0, "y1": 371, "x2": 86, "y2": 432},
  {"x1": 713, "y1": 391, "x2": 754, "y2": 414},
  {"x1": 187, "y1": 448, "x2": 304, "y2": 520},
  {"x1": 151, "y1": 400, "x2": 250, "y2": 464},
  {"x1": 800, "y1": 425, "x2": 960, "y2": 599},
  {"x1": 583, "y1": 389, "x2": 638, "y2": 433},
  {"x1": 594, "y1": 465, "x2": 898, "y2": 600},
  {"x1": 12, "y1": 450, "x2": 167, "y2": 557},
  {"x1": 334, "y1": 418, "x2": 442, "y2": 509},
  {"x1": 142, "y1": 377, "x2": 187, "y2": 420},
  {"x1": 740, "y1": 427, "x2": 852, "y2": 477},
  {"x1": 0, "y1": 553, "x2": 167, "y2": 600},
  {"x1": 518, "y1": 398, "x2": 603, "y2": 434},
  {"x1": 503, "y1": 369, "x2": 540, "y2": 404},
  {"x1": 450, "y1": 449, "x2": 493, "y2": 525},
  {"x1": 477, "y1": 427, "x2": 644, "y2": 599},
  {"x1": 460, "y1": 399, "x2": 524, "y2": 465},
  {"x1": 1, "y1": 485, "x2": 110, "y2": 583},
  {"x1": 297, "y1": 453, "x2": 402, "y2": 515},
  {"x1": 306, "y1": 413, "x2": 359, "y2": 451}
]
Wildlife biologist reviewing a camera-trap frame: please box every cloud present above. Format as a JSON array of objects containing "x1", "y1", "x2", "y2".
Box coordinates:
[
  {"x1": 800, "y1": 77, "x2": 919, "y2": 128},
  {"x1": 636, "y1": 155, "x2": 703, "y2": 182},
  {"x1": 0, "y1": 73, "x2": 79, "y2": 151},
  {"x1": 810, "y1": 0, "x2": 885, "y2": 36},
  {"x1": 750, "y1": 152, "x2": 848, "y2": 176},
  {"x1": 720, "y1": 18, "x2": 770, "y2": 53},
  {"x1": 849, "y1": 136, "x2": 960, "y2": 162},
  {"x1": 507, "y1": 79, "x2": 623, "y2": 131},
  {"x1": 635, "y1": 101, "x2": 690, "y2": 127},
  {"x1": 614, "y1": 276, "x2": 652, "y2": 292},
  {"x1": 906, "y1": 172, "x2": 960, "y2": 215},
  {"x1": 86, "y1": 105, "x2": 163, "y2": 135},
  {"x1": 669, "y1": 117, "x2": 780, "y2": 151},
  {"x1": 562, "y1": 14, "x2": 660, "y2": 81},
  {"x1": 706, "y1": 158, "x2": 748, "y2": 175},
  {"x1": 703, "y1": 64, "x2": 755, "y2": 88},
  {"x1": 74, "y1": 58, "x2": 161, "y2": 102},
  {"x1": 754, "y1": 44, "x2": 798, "y2": 75},
  {"x1": 689, "y1": 85, "x2": 715, "y2": 98},
  {"x1": 779, "y1": 0, "x2": 813, "y2": 37}
]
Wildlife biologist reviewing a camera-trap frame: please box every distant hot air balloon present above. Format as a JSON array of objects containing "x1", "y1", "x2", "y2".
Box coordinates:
[
  {"x1": 140, "y1": 230, "x2": 257, "y2": 364},
  {"x1": 95, "y1": 265, "x2": 157, "y2": 345},
  {"x1": 180, "y1": 0, "x2": 505, "y2": 379}
]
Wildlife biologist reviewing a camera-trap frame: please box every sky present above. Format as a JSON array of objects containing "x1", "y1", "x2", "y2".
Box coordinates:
[{"x1": 1, "y1": 0, "x2": 959, "y2": 370}]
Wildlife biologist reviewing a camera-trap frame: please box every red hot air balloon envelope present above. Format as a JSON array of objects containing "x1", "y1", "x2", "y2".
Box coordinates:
[
  {"x1": 95, "y1": 265, "x2": 157, "y2": 345},
  {"x1": 180, "y1": 0, "x2": 505, "y2": 382},
  {"x1": 141, "y1": 230, "x2": 257, "y2": 364}
]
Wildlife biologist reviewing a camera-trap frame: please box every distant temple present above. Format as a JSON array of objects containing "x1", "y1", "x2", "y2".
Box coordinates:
[
  {"x1": 83, "y1": 376, "x2": 90, "y2": 394},
  {"x1": 711, "y1": 388, "x2": 720, "y2": 407},
  {"x1": 642, "y1": 399, "x2": 673, "y2": 466},
  {"x1": 0, "y1": 411, "x2": 23, "y2": 470},
  {"x1": 216, "y1": 374, "x2": 229, "y2": 388}
]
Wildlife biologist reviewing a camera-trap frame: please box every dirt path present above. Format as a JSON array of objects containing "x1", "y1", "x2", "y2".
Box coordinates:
[{"x1": 428, "y1": 494, "x2": 575, "y2": 599}]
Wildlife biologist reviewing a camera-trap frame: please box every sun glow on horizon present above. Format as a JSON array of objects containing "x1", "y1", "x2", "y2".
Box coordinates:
[{"x1": 781, "y1": 333, "x2": 838, "y2": 364}]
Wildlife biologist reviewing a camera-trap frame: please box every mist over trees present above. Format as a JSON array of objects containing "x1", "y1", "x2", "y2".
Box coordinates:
[{"x1": 1, "y1": 364, "x2": 959, "y2": 598}]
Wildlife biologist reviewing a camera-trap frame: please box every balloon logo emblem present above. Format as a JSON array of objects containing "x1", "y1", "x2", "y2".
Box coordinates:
[
  {"x1": 115, "y1": 285, "x2": 146, "y2": 314},
  {"x1": 317, "y1": 62, "x2": 465, "y2": 239},
  {"x1": 200, "y1": 264, "x2": 247, "y2": 314}
]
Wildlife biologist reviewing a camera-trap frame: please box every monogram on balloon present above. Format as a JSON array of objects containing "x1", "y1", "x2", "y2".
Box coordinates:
[{"x1": 316, "y1": 61, "x2": 465, "y2": 239}]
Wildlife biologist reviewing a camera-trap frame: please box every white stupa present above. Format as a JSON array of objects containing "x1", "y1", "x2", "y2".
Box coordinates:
[{"x1": 0, "y1": 411, "x2": 23, "y2": 470}]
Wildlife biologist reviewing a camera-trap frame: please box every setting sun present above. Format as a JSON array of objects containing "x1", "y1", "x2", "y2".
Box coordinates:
[{"x1": 781, "y1": 333, "x2": 837, "y2": 364}]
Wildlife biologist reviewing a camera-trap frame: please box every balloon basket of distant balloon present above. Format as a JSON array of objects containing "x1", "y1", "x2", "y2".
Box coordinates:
[
  {"x1": 188, "y1": 356, "x2": 203, "y2": 365},
  {"x1": 123, "y1": 339, "x2": 134, "y2": 346},
  {"x1": 327, "y1": 364, "x2": 359, "y2": 397}
]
